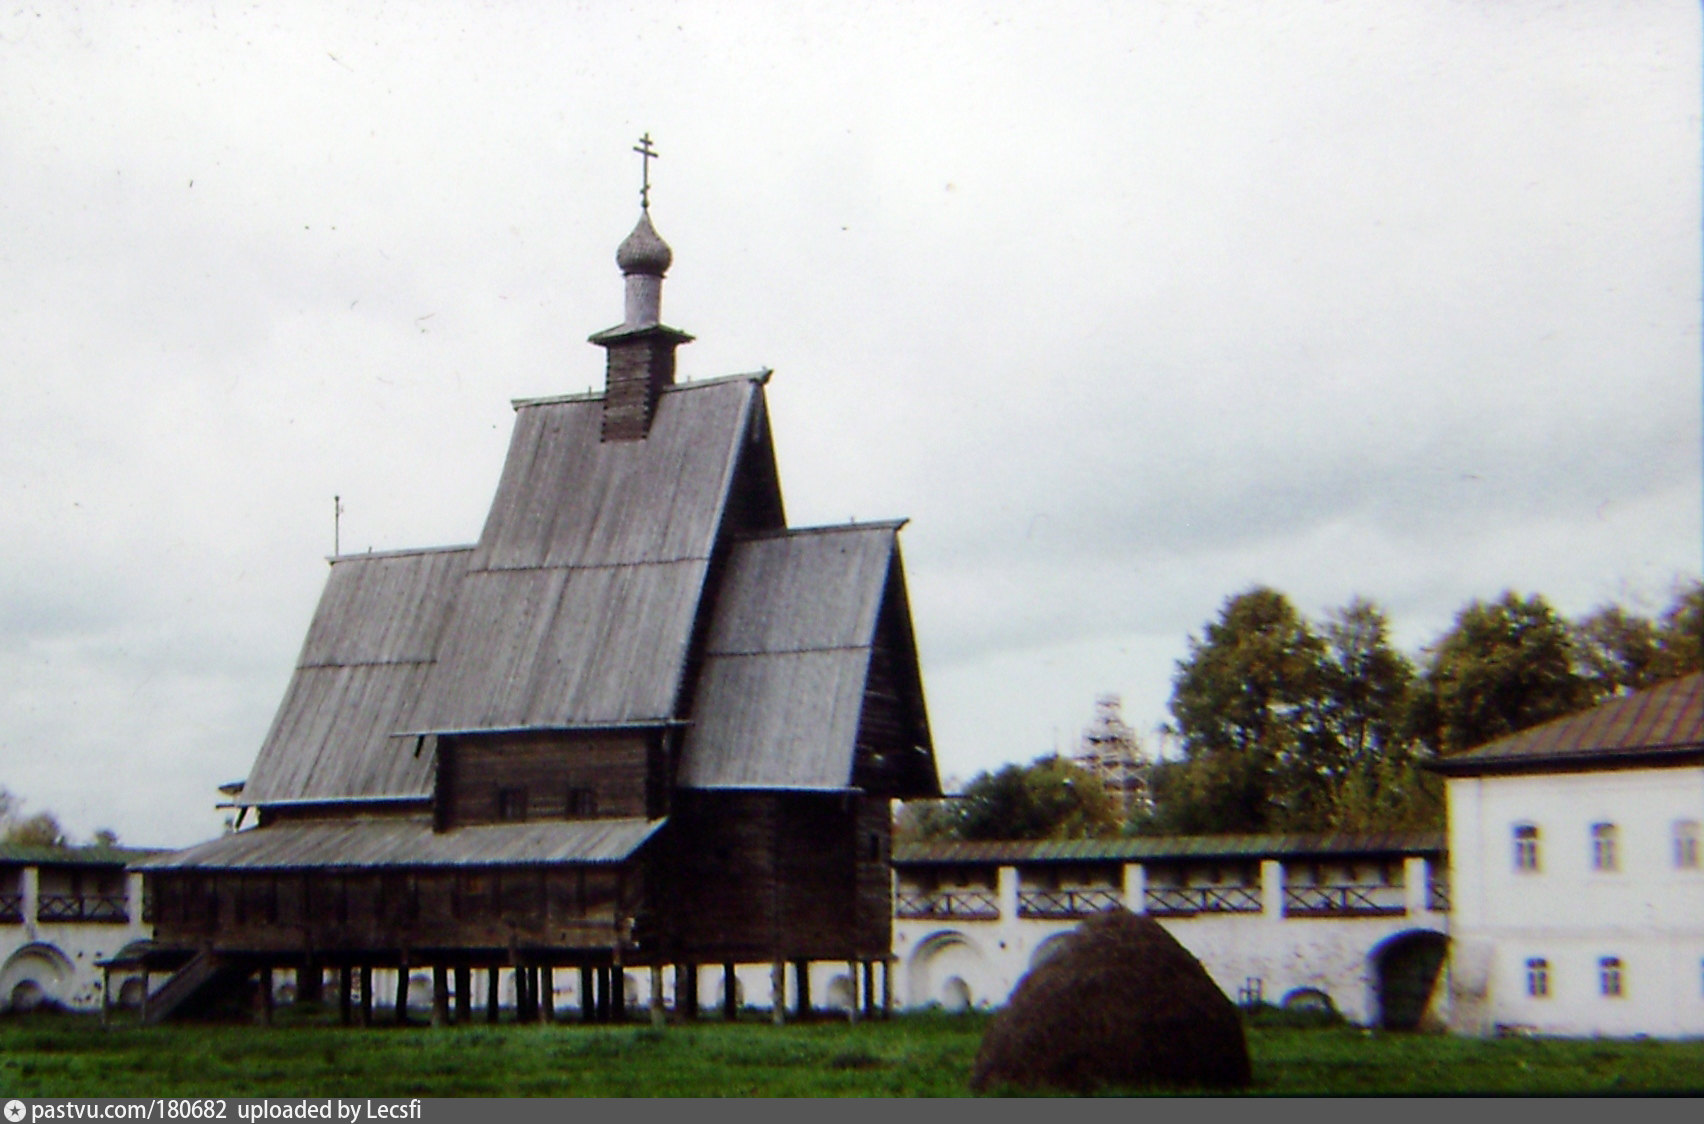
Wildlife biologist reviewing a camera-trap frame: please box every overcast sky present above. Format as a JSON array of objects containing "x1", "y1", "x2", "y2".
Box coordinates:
[{"x1": 2, "y1": 2, "x2": 1699, "y2": 848}]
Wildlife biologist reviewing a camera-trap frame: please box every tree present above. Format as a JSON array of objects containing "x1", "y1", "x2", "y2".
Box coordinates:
[
  {"x1": 899, "y1": 757, "x2": 1119, "y2": 841},
  {"x1": 1413, "y1": 591, "x2": 1594, "y2": 756},
  {"x1": 6, "y1": 811, "x2": 67, "y2": 847},
  {"x1": 1316, "y1": 599, "x2": 1438, "y2": 831},
  {"x1": 1164, "y1": 587, "x2": 1330, "y2": 832}
]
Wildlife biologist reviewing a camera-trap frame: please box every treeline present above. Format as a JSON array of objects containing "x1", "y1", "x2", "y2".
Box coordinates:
[
  {"x1": 902, "y1": 579, "x2": 1701, "y2": 841},
  {"x1": 0, "y1": 788, "x2": 119, "y2": 848}
]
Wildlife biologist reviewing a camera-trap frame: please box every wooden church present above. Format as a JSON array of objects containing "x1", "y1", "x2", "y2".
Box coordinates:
[{"x1": 134, "y1": 169, "x2": 940, "y2": 1024}]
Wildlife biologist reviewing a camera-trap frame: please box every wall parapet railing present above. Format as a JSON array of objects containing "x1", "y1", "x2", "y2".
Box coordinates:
[
  {"x1": 1016, "y1": 888, "x2": 1124, "y2": 920},
  {"x1": 35, "y1": 893, "x2": 130, "y2": 923},
  {"x1": 894, "y1": 888, "x2": 1000, "y2": 921},
  {"x1": 0, "y1": 893, "x2": 23, "y2": 923},
  {"x1": 1282, "y1": 884, "x2": 1405, "y2": 918},
  {"x1": 1143, "y1": 885, "x2": 1263, "y2": 917}
]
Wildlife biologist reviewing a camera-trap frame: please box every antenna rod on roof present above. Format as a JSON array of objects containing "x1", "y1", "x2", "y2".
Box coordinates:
[{"x1": 334, "y1": 494, "x2": 343, "y2": 556}]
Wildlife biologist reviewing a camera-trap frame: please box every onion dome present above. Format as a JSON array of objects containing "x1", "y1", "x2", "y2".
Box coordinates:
[{"x1": 616, "y1": 210, "x2": 673, "y2": 277}]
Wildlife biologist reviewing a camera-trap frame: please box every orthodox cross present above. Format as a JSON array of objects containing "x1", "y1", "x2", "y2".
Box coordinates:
[{"x1": 633, "y1": 133, "x2": 658, "y2": 210}]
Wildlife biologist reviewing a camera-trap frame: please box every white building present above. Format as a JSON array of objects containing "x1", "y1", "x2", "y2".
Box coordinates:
[
  {"x1": 1434, "y1": 671, "x2": 1704, "y2": 1038},
  {"x1": 0, "y1": 843, "x2": 156, "y2": 1012},
  {"x1": 888, "y1": 832, "x2": 1450, "y2": 1029}
]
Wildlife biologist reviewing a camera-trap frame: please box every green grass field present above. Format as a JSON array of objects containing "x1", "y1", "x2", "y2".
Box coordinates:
[{"x1": 2, "y1": 1010, "x2": 1701, "y2": 1097}]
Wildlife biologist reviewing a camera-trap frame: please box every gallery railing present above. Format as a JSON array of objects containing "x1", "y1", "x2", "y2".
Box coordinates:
[
  {"x1": 894, "y1": 888, "x2": 1000, "y2": 921},
  {"x1": 1282, "y1": 883, "x2": 1405, "y2": 918},
  {"x1": 0, "y1": 893, "x2": 23, "y2": 923},
  {"x1": 1143, "y1": 885, "x2": 1263, "y2": 917},
  {"x1": 35, "y1": 893, "x2": 130, "y2": 923},
  {"x1": 1016, "y1": 888, "x2": 1124, "y2": 920}
]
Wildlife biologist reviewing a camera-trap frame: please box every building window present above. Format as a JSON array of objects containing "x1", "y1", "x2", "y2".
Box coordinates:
[
  {"x1": 497, "y1": 787, "x2": 528, "y2": 822},
  {"x1": 1590, "y1": 823, "x2": 1618, "y2": 872},
  {"x1": 1513, "y1": 824, "x2": 1540, "y2": 872},
  {"x1": 1675, "y1": 821, "x2": 1700, "y2": 870},
  {"x1": 566, "y1": 787, "x2": 597, "y2": 817},
  {"x1": 1525, "y1": 958, "x2": 1550, "y2": 998},
  {"x1": 1599, "y1": 957, "x2": 1623, "y2": 997}
]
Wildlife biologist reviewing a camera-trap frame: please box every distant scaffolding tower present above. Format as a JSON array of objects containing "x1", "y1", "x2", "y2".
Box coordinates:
[{"x1": 1075, "y1": 694, "x2": 1152, "y2": 819}]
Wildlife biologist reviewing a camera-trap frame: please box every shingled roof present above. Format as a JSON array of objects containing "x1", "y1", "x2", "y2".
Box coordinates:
[
  {"x1": 242, "y1": 545, "x2": 470, "y2": 805},
  {"x1": 415, "y1": 374, "x2": 774, "y2": 734},
  {"x1": 1431, "y1": 671, "x2": 1703, "y2": 776},
  {"x1": 679, "y1": 521, "x2": 925, "y2": 790}
]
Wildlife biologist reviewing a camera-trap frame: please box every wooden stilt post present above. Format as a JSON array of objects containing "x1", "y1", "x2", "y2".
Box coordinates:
[
  {"x1": 881, "y1": 957, "x2": 893, "y2": 1018},
  {"x1": 611, "y1": 966, "x2": 626, "y2": 1022},
  {"x1": 339, "y1": 965, "x2": 353, "y2": 1026},
  {"x1": 455, "y1": 965, "x2": 471, "y2": 1025},
  {"x1": 863, "y1": 960, "x2": 876, "y2": 1019},
  {"x1": 541, "y1": 966, "x2": 555, "y2": 1024},
  {"x1": 847, "y1": 960, "x2": 859, "y2": 1025},
  {"x1": 580, "y1": 965, "x2": 595, "y2": 1023},
  {"x1": 679, "y1": 963, "x2": 698, "y2": 1020},
  {"x1": 485, "y1": 965, "x2": 500, "y2": 1024},
  {"x1": 649, "y1": 965, "x2": 666, "y2": 1029},
  {"x1": 431, "y1": 965, "x2": 448, "y2": 1028},
  {"x1": 257, "y1": 966, "x2": 274, "y2": 1027},
  {"x1": 597, "y1": 967, "x2": 610, "y2": 1022},
  {"x1": 299, "y1": 959, "x2": 323, "y2": 1005},
  {"x1": 358, "y1": 965, "x2": 373, "y2": 1026},
  {"x1": 394, "y1": 962, "x2": 411, "y2": 1025},
  {"x1": 100, "y1": 965, "x2": 111, "y2": 1028},
  {"x1": 722, "y1": 962, "x2": 738, "y2": 1021},
  {"x1": 794, "y1": 959, "x2": 810, "y2": 1019},
  {"x1": 771, "y1": 958, "x2": 786, "y2": 1026}
]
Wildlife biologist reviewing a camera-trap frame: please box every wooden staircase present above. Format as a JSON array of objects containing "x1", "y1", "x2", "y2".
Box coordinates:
[{"x1": 141, "y1": 950, "x2": 248, "y2": 1025}]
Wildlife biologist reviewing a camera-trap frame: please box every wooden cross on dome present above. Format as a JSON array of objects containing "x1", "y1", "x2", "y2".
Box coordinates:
[{"x1": 633, "y1": 133, "x2": 658, "y2": 210}]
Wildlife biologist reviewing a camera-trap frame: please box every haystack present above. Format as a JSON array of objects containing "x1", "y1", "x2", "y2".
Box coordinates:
[{"x1": 970, "y1": 909, "x2": 1251, "y2": 1093}]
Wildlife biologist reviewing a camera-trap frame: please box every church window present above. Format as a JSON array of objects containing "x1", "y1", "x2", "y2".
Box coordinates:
[
  {"x1": 1599, "y1": 956, "x2": 1623, "y2": 997},
  {"x1": 1513, "y1": 824, "x2": 1540, "y2": 872},
  {"x1": 1590, "y1": 823, "x2": 1618, "y2": 872},
  {"x1": 1525, "y1": 958, "x2": 1549, "y2": 998}
]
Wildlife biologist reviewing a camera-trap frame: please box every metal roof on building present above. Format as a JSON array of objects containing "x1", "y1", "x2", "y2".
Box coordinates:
[
  {"x1": 1431, "y1": 672, "x2": 1703, "y2": 776},
  {"x1": 678, "y1": 524, "x2": 899, "y2": 789},
  {"x1": 892, "y1": 831, "x2": 1446, "y2": 866},
  {"x1": 131, "y1": 816, "x2": 665, "y2": 872},
  {"x1": 413, "y1": 376, "x2": 764, "y2": 733},
  {"x1": 241, "y1": 547, "x2": 471, "y2": 805},
  {"x1": 0, "y1": 843, "x2": 166, "y2": 868}
]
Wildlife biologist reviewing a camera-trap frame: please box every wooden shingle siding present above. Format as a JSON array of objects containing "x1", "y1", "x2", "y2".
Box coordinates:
[
  {"x1": 147, "y1": 866, "x2": 630, "y2": 953},
  {"x1": 440, "y1": 731, "x2": 653, "y2": 827}
]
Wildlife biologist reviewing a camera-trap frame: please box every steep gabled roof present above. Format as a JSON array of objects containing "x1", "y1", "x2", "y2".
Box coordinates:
[
  {"x1": 678, "y1": 521, "x2": 934, "y2": 791},
  {"x1": 242, "y1": 546, "x2": 471, "y2": 805},
  {"x1": 413, "y1": 374, "x2": 772, "y2": 732},
  {"x1": 1431, "y1": 671, "x2": 1704, "y2": 776}
]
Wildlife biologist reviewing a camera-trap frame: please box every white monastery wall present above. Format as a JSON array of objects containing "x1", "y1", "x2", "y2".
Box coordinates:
[{"x1": 0, "y1": 869, "x2": 151, "y2": 1012}]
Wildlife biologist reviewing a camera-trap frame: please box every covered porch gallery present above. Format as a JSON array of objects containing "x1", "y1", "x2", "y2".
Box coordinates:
[{"x1": 128, "y1": 814, "x2": 895, "y2": 1026}]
